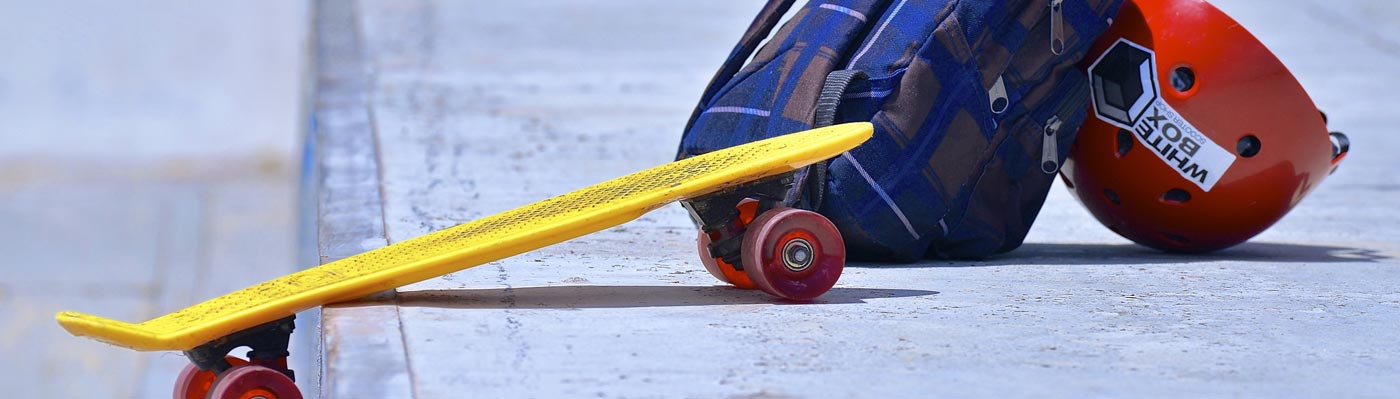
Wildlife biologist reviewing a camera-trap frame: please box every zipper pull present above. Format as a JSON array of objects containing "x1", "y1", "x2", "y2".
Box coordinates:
[
  {"x1": 989, "y1": 75, "x2": 1009, "y2": 114},
  {"x1": 1042, "y1": 115, "x2": 1063, "y2": 174},
  {"x1": 1049, "y1": 0, "x2": 1066, "y2": 55}
]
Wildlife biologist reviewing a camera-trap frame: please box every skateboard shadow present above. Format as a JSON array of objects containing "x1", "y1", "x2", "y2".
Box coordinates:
[
  {"x1": 857, "y1": 241, "x2": 1389, "y2": 268},
  {"x1": 395, "y1": 285, "x2": 937, "y2": 309}
]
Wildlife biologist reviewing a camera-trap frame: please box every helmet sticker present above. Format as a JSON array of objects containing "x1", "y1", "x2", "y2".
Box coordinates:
[{"x1": 1088, "y1": 39, "x2": 1236, "y2": 192}]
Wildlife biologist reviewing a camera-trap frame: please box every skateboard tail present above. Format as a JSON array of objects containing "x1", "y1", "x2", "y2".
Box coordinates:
[
  {"x1": 55, "y1": 311, "x2": 172, "y2": 352},
  {"x1": 48, "y1": 207, "x2": 655, "y2": 353}
]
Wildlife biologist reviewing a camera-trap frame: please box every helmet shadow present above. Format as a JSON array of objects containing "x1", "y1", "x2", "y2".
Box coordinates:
[{"x1": 856, "y1": 241, "x2": 1389, "y2": 268}]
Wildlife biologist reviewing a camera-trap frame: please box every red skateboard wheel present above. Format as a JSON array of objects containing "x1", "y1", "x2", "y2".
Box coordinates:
[
  {"x1": 697, "y1": 230, "x2": 759, "y2": 289},
  {"x1": 208, "y1": 364, "x2": 301, "y2": 399},
  {"x1": 695, "y1": 198, "x2": 764, "y2": 289},
  {"x1": 741, "y1": 207, "x2": 845, "y2": 300},
  {"x1": 696, "y1": 230, "x2": 732, "y2": 284},
  {"x1": 174, "y1": 357, "x2": 248, "y2": 399}
]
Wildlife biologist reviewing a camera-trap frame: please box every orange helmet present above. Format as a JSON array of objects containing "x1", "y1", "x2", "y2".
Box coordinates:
[{"x1": 1062, "y1": 0, "x2": 1349, "y2": 253}]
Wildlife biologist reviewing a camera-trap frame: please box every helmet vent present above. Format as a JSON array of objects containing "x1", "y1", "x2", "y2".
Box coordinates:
[
  {"x1": 1170, "y1": 66, "x2": 1196, "y2": 93},
  {"x1": 1103, "y1": 189, "x2": 1122, "y2": 205},
  {"x1": 1116, "y1": 128, "x2": 1134, "y2": 157},
  {"x1": 1161, "y1": 189, "x2": 1191, "y2": 204},
  {"x1": 1237, "y1": 135, "x2": 1262, "y2": 157}
]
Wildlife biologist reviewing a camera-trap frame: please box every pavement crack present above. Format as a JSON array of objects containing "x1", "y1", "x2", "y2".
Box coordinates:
[{"x1": 495, "y1": 263, "x2": 531, "y2": 370}]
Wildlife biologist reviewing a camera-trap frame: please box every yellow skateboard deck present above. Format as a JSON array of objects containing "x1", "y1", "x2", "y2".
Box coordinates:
[{"x1": 56, "y1": 122, "x2": 873, "y2": 352}]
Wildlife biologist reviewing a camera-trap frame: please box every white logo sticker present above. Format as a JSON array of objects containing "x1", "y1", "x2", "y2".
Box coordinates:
[{"x1": 1087, "y1": 39, "x2": 1236, "y2": 192}]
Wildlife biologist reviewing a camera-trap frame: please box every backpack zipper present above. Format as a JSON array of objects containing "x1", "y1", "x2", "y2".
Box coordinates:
[
  {"x1": 989, "y1": 75, "x2": 1009, "y2": 114},
  {"x1": 989, "y1": 0, "x2": 1070, "y2": 115},
  {"x1": 1049, "y1": 0, "x2": 1066, "y2": 55},
  {"x1": 1040, "y1": 77, "x2": 1090, "y2": 174},
  {"x1": 1041, "y1": 115, "x2": 1063, "y2": 174}
]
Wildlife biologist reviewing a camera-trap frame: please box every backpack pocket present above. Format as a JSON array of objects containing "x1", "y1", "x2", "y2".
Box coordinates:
[{"x1": 931, "y1": 71, "x2": 1090, "y2": 258}]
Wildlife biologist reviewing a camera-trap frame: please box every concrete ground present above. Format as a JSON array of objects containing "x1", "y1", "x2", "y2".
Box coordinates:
[
  {"x1": 4, "y1": 0, "x2": 1397, "y2": 398},
  {"x1": 0, "y1": 1, "x2": 308, "y2": 398},
  {"x1": 312, "y1": 0, "x2": 1400, "y2": 398}
]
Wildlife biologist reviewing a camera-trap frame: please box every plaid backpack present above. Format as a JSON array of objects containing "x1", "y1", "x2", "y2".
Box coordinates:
[{"x1": 678, "y1": 0, "x2": 1124, "y2": 260}]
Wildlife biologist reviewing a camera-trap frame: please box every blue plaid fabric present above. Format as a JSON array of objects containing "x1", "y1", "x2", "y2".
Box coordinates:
[{"x1": 680, "y1": 0, "x2": 1124, "y2": 260}]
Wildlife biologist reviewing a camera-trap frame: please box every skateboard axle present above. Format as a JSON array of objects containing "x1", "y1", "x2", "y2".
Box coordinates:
[{"x1": 183, "y1": 315, "x2": 296, "y2": 380}]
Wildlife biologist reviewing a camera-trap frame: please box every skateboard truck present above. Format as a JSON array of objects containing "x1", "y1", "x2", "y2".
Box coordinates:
[
  {"x1": 684, "y1": 173, "x2": 791, "y2": 266},
  {"x1": 184, "y1": 315, "x2": 296, "y2": 379},
  {"x1": 684, "y1": 162, "x2": 825, "y2": 230},
  {"x1": 683, "y1": 164, "x2": 845, "y2": 300},
  {"x1": 175, "y1": 316, "x2": 301, "y2": 398}
]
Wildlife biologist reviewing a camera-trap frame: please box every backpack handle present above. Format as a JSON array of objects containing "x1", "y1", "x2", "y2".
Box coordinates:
[
  {"x1": 813, "y1": 70, "x2": 869, "y2": 128},
  {"x1": 684, "y1": 0, "x2": 799, "y2": 133},
  {"x1": 788, "y1": 70, "x2": 871, "y2": 211}
]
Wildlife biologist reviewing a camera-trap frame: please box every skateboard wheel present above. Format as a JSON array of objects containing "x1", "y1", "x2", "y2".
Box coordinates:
[
  {"x1": 697, "y1": 230, "x2": 759, "y2": 289},
  {"x1": 695, "y1": 198, "x2": 763, "y2": 289},
  {"x1": 741, "y1": 208, "x2": 844, "y2": 300},
  {"x1": 208, "y1": 364, "x2": 301, "y2": 399},
  {"x1": 174, "y1": 357, "x2": 249, "y2": 399},
  {"x1": 696, "y1": 230, "x2": 731, "y2": 284}
]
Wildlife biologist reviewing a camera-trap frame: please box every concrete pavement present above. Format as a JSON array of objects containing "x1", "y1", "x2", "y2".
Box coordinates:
[
  {"x1": 4, "y1": 0, "x2": 1396, "y2": 398},
  {"x1": 312, "y1": 0, "x2": 1400, "y2": 397}
]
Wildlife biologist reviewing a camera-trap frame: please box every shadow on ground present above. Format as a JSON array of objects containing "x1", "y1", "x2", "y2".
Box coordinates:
[
  {"x1": 394, "y1": 285, "x2": 937, "y2": 309},
  {"x1": 856, "y1": 241, "x2": 1390, "y2": 268}
]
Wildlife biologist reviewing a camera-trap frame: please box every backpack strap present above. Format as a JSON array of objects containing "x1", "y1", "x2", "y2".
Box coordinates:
[
  {"x1": 790, "y1": 69, "x2": 871, "y2": 210},
  {"x1": 813, "y1": 70, "x2": 869, "y2": 128},
  {"x1": 684, "y1": 0, "x2": 798, "y2": 134}
]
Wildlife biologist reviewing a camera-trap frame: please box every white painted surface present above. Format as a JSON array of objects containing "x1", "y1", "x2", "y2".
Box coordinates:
[
  {"x1": 0, "y1": 0, "x2": 306, "y2": 161},
  {"x1": 0, "y1": 1, "x2": 309, "y2": 398}
]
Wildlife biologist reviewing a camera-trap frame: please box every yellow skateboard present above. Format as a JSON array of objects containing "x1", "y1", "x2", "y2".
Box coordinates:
[{"x1": 56, "y1": 123, "x2": 872, "y2": 399}]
